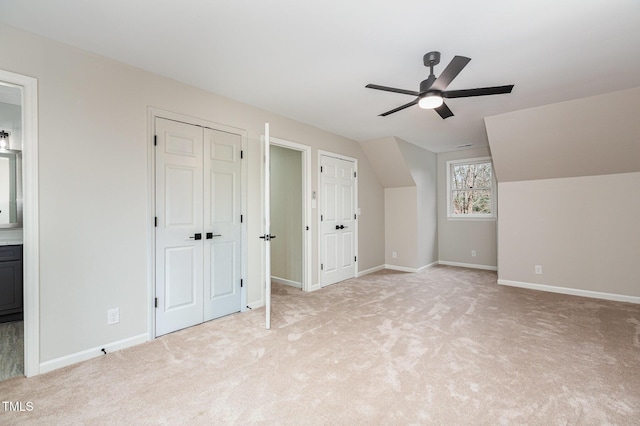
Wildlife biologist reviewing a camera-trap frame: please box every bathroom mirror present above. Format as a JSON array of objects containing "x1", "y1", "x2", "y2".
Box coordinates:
[{"x1": 0, "y1": 151, "x2": 22, "y2": 227}]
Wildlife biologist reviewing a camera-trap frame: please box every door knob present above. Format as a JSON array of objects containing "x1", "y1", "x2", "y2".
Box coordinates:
[{"x1": 189, "y1": 233, "x2": 202, "y2": 240}]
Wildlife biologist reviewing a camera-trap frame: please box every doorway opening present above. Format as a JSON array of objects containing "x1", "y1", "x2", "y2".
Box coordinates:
[
  {"x1": 268, "y1": 137, "x2": 312, "y2": 292},
  {"x1": 0, "y1": 70, "x2": 39, "y2": 378}
]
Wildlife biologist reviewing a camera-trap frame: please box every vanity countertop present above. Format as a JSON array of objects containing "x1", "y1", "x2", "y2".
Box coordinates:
[{"x1": 0, "y1": 240, "x2": 23, "y2": 246}]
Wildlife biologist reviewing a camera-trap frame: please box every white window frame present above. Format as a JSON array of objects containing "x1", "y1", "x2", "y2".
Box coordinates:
[{"x1": 446, "y1": 156, "x2": 496, "y2": 220}]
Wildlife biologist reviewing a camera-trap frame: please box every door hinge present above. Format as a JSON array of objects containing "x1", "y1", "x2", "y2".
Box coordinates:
[
  {"x1": 241, "y1": 214, "x2": 243, "y2": 223},
  {"x1": 154, "y1": 135, "x2": 157, "y2": 146},
  {"x1": 154, "y1": 217, "x2": 158, "y2": 227},
  {"x1": 321, "y1": 263, "x2": 324, "y2": 270},
  {"x1": 240, "y1": 279, "x2": 243, "y2": 288},
  {"x1": 154, "y1": 297, "x2": 158, "y2": 308},
  {"x1": 240, "y1": 150, "x2": 244, "y2": 159}
]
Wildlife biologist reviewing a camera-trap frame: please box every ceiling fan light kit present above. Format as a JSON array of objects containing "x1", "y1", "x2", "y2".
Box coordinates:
[
  {"x1": 418, "y1": 93, "x2": 443, "y2": 109},
  {"x1": 366, "y1": 51, "x2": 514, "y2": 119}
]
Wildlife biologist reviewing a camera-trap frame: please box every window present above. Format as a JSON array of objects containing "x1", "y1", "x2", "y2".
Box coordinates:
[{"x1": 446, "y1": 157, "x2": 495, "y2": 219}]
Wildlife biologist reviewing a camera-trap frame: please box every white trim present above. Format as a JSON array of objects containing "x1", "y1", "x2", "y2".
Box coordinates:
[
  {"x1": 438, "y1": 261, "x2": 498, "y2": 271},
  {"x1": 446, "y1": 217, "x2": 496, "y2": 222},
  {"x1": 308, "y1": 282, "x2": 322, "y2": 292},
  {"x1": 417, "y1": 261, "x2": 439, "y2": 272},
  {"x1": 268, "y1": 136, "x2": 312, "y2": 293},
  {"x1": 0, "y1": 70, "x2": 39, "y2": 377},
  {"x1": 357, "y1": 264, "x2": 385, "y2": 277},
  {"x1": 384, "y1": 265, "x2": 417, "y2": 273},
  {"x1": 39, "y1": 334, "x2": 148, "y2": 374},
  {"x1": 247, "y1": 300, "x2": 264, "y2": 310},
  {"x1": 384, "y1": 261, "x2": 439, "y2": 273},
  {"x1": 271, "y1": 276, "x2": 302, "y2": 289},
  {"x1": 317, "y1": 150, "x2": 358, "y2": 287},
  {"x1": 147, "y1": 108, "x2": 249, "y2": 340},
  {"x1": 497, "y1": 279, "x2": 640, "y2": 304}
]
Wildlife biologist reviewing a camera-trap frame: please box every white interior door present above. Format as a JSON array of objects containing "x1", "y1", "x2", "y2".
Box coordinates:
[
  {"x1": 155, "y1": 118, "x2": 204, "y2": 336},
  {"x1": 320, "y1": 154, "x2": 356, "y2": 286},
  {"x1": 203, "y1": 128, "x2": 242, "y2": 321},
  {"x1": 155, "y1": 118, "x2": 243, "y2": 336},
  {"x1": 262, "y1": 123, "x2": 272, "y2": 329}
]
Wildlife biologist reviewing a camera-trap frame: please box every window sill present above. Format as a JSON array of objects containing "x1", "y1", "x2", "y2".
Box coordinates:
[{"x1": 447, "y1": 216, "x2": 496, "y2": 222}]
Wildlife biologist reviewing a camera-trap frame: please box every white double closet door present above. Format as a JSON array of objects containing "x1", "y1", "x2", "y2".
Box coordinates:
[{"x1": 155, "y1": 118, "x2": 242, "y2": 336}]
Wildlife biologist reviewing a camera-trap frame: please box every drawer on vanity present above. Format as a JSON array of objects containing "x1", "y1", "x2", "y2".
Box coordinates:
[{"x1": 0, "y1": 245, "x2": 23, "y2": 262}]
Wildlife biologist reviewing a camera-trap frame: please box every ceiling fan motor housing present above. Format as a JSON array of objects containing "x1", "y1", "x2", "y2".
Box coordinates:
[{"x1": 423, "y1": 51, "x2": 441, "y2": 67}]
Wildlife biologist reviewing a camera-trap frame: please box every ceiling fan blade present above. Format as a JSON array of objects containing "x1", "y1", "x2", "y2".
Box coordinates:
[
  {"x1": 435, "y1": 102, "x2": 454, "y2": 119},
  {"x1": 379, "y1": 99, "x2": 419, "y2": 117},
  {"x1": 443, "y1": 85, "x2": 514, "y2": 98},
  {"x1": 430, "y1": 56, "x2": 471, "y2": 91},
  {"x1": 366, "y1": 84, "x2": 420, "y2": 97}
]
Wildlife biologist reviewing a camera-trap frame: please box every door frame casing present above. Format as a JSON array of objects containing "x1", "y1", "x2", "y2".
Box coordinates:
[
  {"x1": 147, "y1": 108, "x2": 248, "y2": 340},
  {"x1": 317, "y1": 150, "x2": 358, "y2": 287},
  {"x1": 0, "y1": 70, "x2": 39, "y2": 377},
  {"x1": 268, "y1": 136, "x2": 312, "y2": 292}
]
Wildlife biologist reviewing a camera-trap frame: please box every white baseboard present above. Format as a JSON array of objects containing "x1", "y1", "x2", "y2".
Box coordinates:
[
  {"x1": 438, "y1": 261, "x2": 497, "y2": 271},
  {"x1": 497, "y1": 279, "x2": 640, "y2": 304},
  {"x1": 247, "y1": 300, "x2": 264, "y2": 310},
  {"x1": 271, "y1": 276, "x2": 302, "y2": 289},
  {"x1": 418, "y1": 261, "x2": 439, "y2": 272},
  {"x1": 384, "y1": 264, "x2": 417, "y2": 273},
  {"x1": 357, "y1": 265, "x2": 385, "y2": 277},
  {"x1": 308, "y1": 283, "x2": 322, "y2": 292},
  {"x1": 39, "y1": 333, "x2": 148, "y2": 374},
  {"x1": 384, "y1": 261, "x2": 438, "y2": 273}
]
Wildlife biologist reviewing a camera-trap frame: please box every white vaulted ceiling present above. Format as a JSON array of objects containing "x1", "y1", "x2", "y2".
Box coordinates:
[{"x1": 1, "y1": 0, "x2": 639, "y2": 152}]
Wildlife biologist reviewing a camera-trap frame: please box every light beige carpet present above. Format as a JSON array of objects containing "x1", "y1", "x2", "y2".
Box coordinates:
[{"x1": 1, "y1": 266, "x2": 639, "y2": 424}]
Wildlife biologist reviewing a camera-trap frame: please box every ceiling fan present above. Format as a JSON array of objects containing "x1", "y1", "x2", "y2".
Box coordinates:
[{"x1": 366, "y1": 51, "x2": 514, "y2": 119}]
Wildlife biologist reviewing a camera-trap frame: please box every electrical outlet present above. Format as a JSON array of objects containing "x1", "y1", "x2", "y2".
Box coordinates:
[
  {"x1": 107, "y1": 308, "x2": 120, "y2": 325},
  {"x1": 535, "y1": 265, "x2": 542, "y2": 275},
  {"x1": 392, "y1": 251, "x2": 397, "y2": 259},
  {"x1": 471, "y1": 250, "x2": 476, "y2": 257}
]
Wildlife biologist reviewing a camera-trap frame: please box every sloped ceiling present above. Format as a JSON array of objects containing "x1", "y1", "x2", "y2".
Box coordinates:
[
  {"x1": 485, "y1": 87, "x2": 640, "y2": 182},
  {"x1": 359, "y1": 137, "x2": 415, "y2": 188},
  {"x1": 0, "y1": 1, "x2": 639, "y2": 153}
]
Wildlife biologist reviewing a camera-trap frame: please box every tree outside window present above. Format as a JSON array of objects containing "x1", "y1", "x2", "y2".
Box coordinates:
[{"x1": 447, "y1": 158, "x2": 495, "y2": 218}]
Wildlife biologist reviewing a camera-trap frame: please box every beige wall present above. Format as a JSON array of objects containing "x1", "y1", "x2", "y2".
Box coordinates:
[
  {"x1": 361, "y1": 137, "x2": 438, "y2": 270},
  {"x1": 397, "y1": 139, "x2": 438, "y2": 268},
  {"x1": 0, "y1": 25, "x2": 384, "y2": 364},
  {"x1": 270, "y1": 145, "x2": 302, "y2": 285},
  {"x1": 437, "y1": 147, "x2": 497, "y2": 268},
  {"x1": 486, "y1": 87, "x2": 640, "y2": 300},
  {"x1": 384, "y1": 187, "x2": 417, "y2": 268},
  {"x1": 498, "y1": 173, "x2": 640, "y2": 298}
]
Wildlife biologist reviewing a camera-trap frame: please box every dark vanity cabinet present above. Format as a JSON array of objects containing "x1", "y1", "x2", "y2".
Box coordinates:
[{"x1": 0, "y1": 245, "x2": 23, "y2": 323}]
